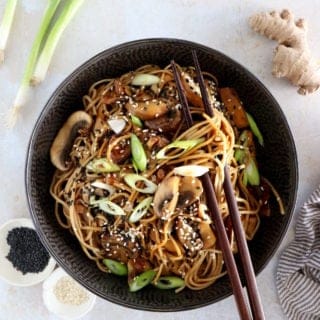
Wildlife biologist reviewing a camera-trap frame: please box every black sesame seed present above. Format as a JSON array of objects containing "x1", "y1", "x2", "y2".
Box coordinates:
[{"x1": 6, "y1": 227, "x2": 50, "y2": 274}]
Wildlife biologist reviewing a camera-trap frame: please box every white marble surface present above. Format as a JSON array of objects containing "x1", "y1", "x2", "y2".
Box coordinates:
[{"x1": 1, "y1": 0, "x2": 320, "y2": 319}]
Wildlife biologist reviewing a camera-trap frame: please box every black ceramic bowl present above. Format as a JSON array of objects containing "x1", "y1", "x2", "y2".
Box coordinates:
[{"x1": 25, "y1": 38, "x2": 298, "y2": 311}]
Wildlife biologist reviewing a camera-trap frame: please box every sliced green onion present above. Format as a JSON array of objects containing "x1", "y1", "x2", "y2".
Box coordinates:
[
  {"x1": 6, "y1": 0, "x2": 60, "y2": 127},
  {"x1": 243, "y1": 169, "x2": 248, "y2": 186},
  {"x1": 245, "y1": 157, "x2": 260, "y2": 186},
  {"x1": 173, "y1": 165, "x2": 209, "y2": 177},
  {"x1": 129, "y1": 270, "x2": 156, "y2": 292},
  {"x1": 91, "y1": 181, "x2": 115, "y2": 195},
  {"x1": 131, "y1": 74, "x2": 160, "y2": 86},
  {"x1": 156, "y1": 138, "x2": 204, "y2": 160},
  {"x1": 234, "y1": 148, "x2": 246, "y2": 163},
  {"x1": 124, "y1": 174, "x2": 157, "y2": 194},
  {"x1": 132, "y1": 158, "x2": 139, "y2": 173},
  {"x1": 239, "y1": 130, "x2": 249, "y2": 144},
  {"x1": 86, "y1": 158, "x2": 120, "y2": 173},
  {"x1": 246, "y1": 112, "x2": 264, "y2": 146},
  {"x1": 131, "y1": 134, "x2": 147, "y2": 171},
  {"x1": 129, "y1": 197, "x2": 153, "y2": 223},
  {"x1": 90, "y1": 197, "x2": 125, "y2": 216},
  {"x1": 0, "y1": 0, "x2": 18, "y2": 63},
  {"x1": 131, "y1": 115, "x2": 143, "y2": 128},
  {"x1": 235, "y1": 130, "x2": 250, "y2": 164},
  {"x1": 153, "y1": 276, "x2": 185, "y2": 290},
  {"x1": 31, "y1": 0, "x2": 84, "y2": 85},
  {"x1": 103, "y1": 259, "x2": 128, "y2": 276}
]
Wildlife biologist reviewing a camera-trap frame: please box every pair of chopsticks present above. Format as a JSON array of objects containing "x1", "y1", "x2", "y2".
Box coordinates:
[{"x1": 171, "y1": 51, "x2": 265, "y2": 320}]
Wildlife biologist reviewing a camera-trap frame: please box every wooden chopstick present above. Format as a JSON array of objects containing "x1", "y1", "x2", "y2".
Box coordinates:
[
  {"x1": 191, "y1": 50, "x2": 265, "y2": 320},
  {"x1": 171, "y1": 60, "x2": 251, "y2": 320}
]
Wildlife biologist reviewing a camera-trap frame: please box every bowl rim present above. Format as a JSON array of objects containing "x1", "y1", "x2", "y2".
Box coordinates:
[{"x1": 25, "y1": 37, "x2": 299, "y2": 311}]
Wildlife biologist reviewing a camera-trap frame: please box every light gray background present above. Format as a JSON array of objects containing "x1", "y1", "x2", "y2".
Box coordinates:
[{"x1": 1, "y1": 0, "x2": 319, "y2": 319}]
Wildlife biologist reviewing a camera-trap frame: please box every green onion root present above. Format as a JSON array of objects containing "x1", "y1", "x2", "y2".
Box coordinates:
[{"x1": 6, "y1": 0, "x2": 61, "y2": 127}]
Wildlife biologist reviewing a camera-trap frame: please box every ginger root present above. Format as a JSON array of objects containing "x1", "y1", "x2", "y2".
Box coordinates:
[{"x1": 249, "y1": 9, "x2": 320, "y2": 95}]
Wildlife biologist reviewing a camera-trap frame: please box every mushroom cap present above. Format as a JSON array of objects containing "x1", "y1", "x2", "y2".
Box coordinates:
[
  {"x1": 177, "y1": 176, "x2": 203, "y2": 209},
  {"x1": 50, "y1": 111, "x2": 92, "y2": 171},
  {"x1": 153, "y1": 175, "x2": 204, "y2": 218},
  {"x1": 176, "y1": 217, "x2": 203, "y2": 253},
  {"x1": 101, "y1": 228, "x2": 140, "y2": 264},
  {"x1": 153, "y1": 176, "x2": 180, "y2": 218},
  {"x1": 125, "y1": 99, "x2": 168, "y2": 120},
  {"x1": 198, "y1": 222, "x2": 216, "y2": 249},
  {"x1": 145, "y1": 109, "x2": 182, "y2": 133}
]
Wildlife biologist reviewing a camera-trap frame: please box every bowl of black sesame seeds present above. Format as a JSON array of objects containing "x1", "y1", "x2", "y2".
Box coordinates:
[{"x1": 0, "y1": 218, "x2": 56, "y2": 286}]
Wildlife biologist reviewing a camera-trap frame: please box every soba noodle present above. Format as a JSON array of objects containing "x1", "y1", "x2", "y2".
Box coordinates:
[{"x1": 50, "y1": 64, "x2": 273, "y2": 292}]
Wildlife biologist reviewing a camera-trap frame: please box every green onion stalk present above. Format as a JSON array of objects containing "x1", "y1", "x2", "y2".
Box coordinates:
[
  {"x1": 7, "y1": 0, "x2": 60, "y2": 127},
  {"x1": 0, "y1": 0, "x2": 18, "y2": 63},
  {"x1": 31, "y1": 0, "x2": 84, "y2": 85}
]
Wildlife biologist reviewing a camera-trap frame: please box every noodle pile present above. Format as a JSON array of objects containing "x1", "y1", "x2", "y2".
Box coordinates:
[{"x1": 50, "y1": 64, "x2": 263, "y2": 291}]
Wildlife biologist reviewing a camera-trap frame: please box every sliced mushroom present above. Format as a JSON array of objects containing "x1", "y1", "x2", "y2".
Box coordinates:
[
  {"x1": 153, "y1": 176, "x2": 180, "y2": 218},
  {"x1": 181, "y1": 71, "x2": 216, "y2": 111},
  {"x1": 101, "y1": 227, "x2": 140, "y2": 264},
  {"x1": 108, "y1": 135, "x2": 131, "y2": 164},
  {"x1": 125, "y1": 99, "x2": 168, "y2": 120},
  {"x1": 198, "y1": 222, "x2": 216, "y2": 249},
  {"x1": 181, "y1": 71, "x2": 204, "y2": 108},
  {"x1": 177, "y1": 176, "x2": 203, "y2": 209},
  {"x1": 145, "y1": 108, "x2": 182, "y2": 132},
  {"x1": 176, "y1": 217, "x2": 203, "y2": 253},
  {"x1": 146, "y1": 135, "x2": 169, "y2": 151},
  {"x1": 50, "y1": 111, "x2": 92, "y2": 171}
]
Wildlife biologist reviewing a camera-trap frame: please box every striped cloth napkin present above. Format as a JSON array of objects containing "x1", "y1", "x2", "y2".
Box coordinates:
[{"x1": 276, "y1": 186, "x2": 320, "y2": 320}]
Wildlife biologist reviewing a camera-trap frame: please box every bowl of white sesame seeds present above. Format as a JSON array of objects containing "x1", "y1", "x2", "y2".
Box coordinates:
[
  {"x1": 26, "y1": 38, "x2": 298, "y2": 311},
  {"x1": 43, "y1": 267, "x2": 96, "y2": 319}
]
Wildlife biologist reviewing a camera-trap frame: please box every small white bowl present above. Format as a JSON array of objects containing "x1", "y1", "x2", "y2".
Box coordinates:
[
  {"x1": 0, "y1": 218, "x2": 56, "y2": 286},
  {"x1": 42, "y1": 267, "x2": 96, "y2": 319}
]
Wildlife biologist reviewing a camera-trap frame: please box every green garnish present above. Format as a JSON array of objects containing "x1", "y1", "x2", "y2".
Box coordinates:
[
  {"x1": 153, "y1": 276, "x2": 185, "y2": 290},
  {"x1": 245, "y1": 157, "x2": 260, "y2": 186},
  {"x1": 246, "y1": 112, "x2": 264, "y2": 146},
  {"x1": 129, "y1": 270, "x2": 156, "y2": 292},
  {"x1": 90, "y1": 197, "x2": 125, "y2": 216},
  {"x1": 103, "y1": 259, "x2": 128, "y2": 276},
  {"x1": 131, "y1": 74, "x2": 160, "y2": 86},
  {"x1": 132, "y1": 158, "x2": 139, "y2": 173},
  {"x1": 235, "y1": 130, "x2": 249, "y2": 164},
  {"x1": 86, "y1": 158, "x2": 120, "y2": 173},
  {"x1": 124, "y1": 174, "x2": 157, "y2": 194},
  {"x1": 235, "y1": 130, "x2": 260, "y2": 186},
  {"x1": 130, "y1": 134, "x2": 147, "y2": 171},
  {"x1": 0, "y1": 0, "x2": 18, "y2": 63},
  {"x1": 156, "y1": 138, "x2": 204, "y2": 160},
  {"x1": 129, "y1": 197, "x2": 153, "y2": 223},
  {"x1": 7, "y1": 0, "x2": 61, "y2": 127},
  {"x1": 31, "y1": 0, "x2": 84, "y2": 85},
  {"x1": 243, "y1": 169, "x2": 248, "y2": 186},
  {"x1": 234, "y1": 148, "x2": 245, "y2": 163},
  {"x1": 131, "y1": 115, "x2": 143, "y2": 128}
]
